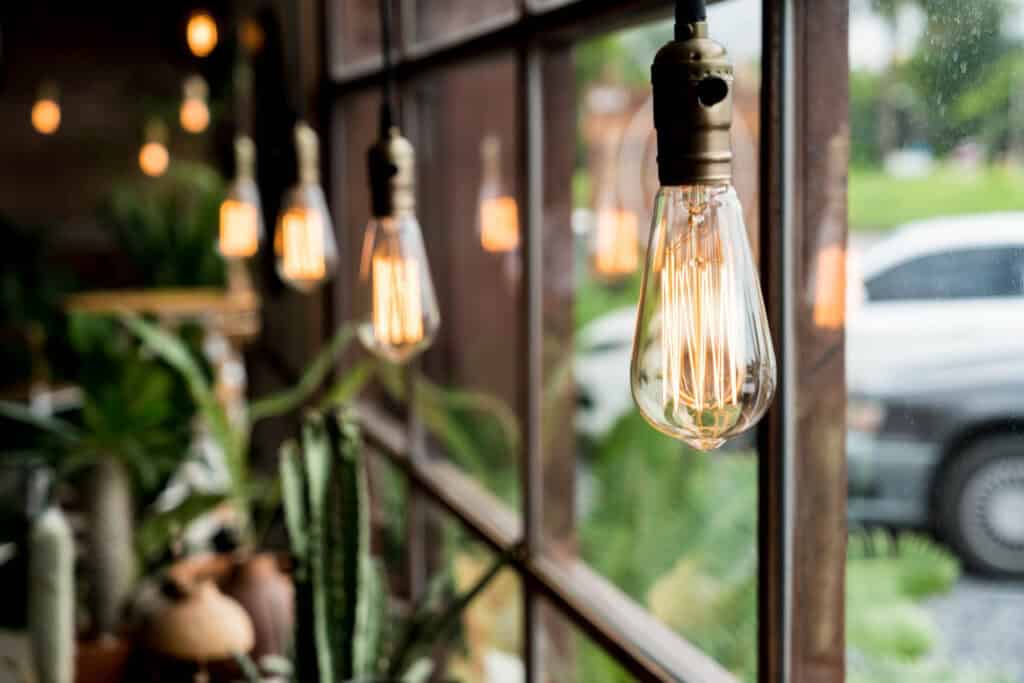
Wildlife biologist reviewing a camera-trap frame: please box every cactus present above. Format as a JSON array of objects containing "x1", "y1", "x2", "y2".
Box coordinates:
[
  {"x1": 85, "y1": 456, "x2": 136, "y2": 637},
  {"x1": 280, "y1": 412, "x2": 381, "y2": 683},
  {"x1": 28, "y1": 506, "x2": 75, "y2": 683}
]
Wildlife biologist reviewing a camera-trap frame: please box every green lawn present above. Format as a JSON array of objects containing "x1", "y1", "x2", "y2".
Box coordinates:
[{"x1": 849, "y1": 166, "x2": 1024, "y2": 232}]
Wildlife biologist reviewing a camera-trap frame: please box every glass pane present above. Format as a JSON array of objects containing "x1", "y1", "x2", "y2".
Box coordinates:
[
  {"x1": 542, "y1": 2, "x2": 763, "y2": 680},
  {"x1": 847, "y1": 1, "x2": 1024, "y2": 682},
  {"x1": 539, "y1": 598, "x2": 639, "y2": 683},
  {"x1": 409, "y1": 0, "x2": 519, "y2": 49},
  {"x1": 327, "y1": 0, "x2": 399, "y2": 71},
  {"x1": 421, "y1": 502, "x2": 524, "y2": 683},
  {"x1": 408, "y1": 53, "x2": 523, "y2": 509}
]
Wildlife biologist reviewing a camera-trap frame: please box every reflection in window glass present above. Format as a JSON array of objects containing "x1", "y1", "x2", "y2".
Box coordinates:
[
  {"x1": 547, "y1": 2, "x2": 763, "y2": 680},
  {"x1": 848, "y1": 1, "x2": 1024, "y2": 682}
]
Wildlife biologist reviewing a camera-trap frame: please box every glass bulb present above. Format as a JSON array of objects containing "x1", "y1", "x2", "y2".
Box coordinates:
[
  {"x1": 31, "y1": 98, "x2": 61, "y2": 135},
  {"x1": 593, "y1": 208, "x2": 640, "y2": 280},
  {"x1": 180, "y1": 98, "x2": 210, "y2": 133},
  {"x1": 219, "y1": 179, "x2": 263, "y2": 258},
  {"x1": 477, "y1": 135, "x2": 519, "y2": 253},
  {"x1": 273, "y1": 184, "x2": 337, "y2": 292},
  {"x1": 356, "y1": 213, "x2": 440, "y2": 364},
  {"x1": 139, "y1": 142, "x2": 169, "y2": 177},
  {"x1": 630, "y1": 185, "x2": 775, "y2": 451},
  {"x1": 187, "y1": 11, "x2": 218, "y2": 57}
]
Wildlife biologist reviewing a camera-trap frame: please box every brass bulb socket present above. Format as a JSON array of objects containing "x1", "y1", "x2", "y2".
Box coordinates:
[
  {"x1": 234, "y1": 136, "x2": 256, "y2": 180},
  {"x1": 295, "y1": 122, "x2": 320, "y2": 185},
  {"x1": 651, "y1": 21, "x2": 734, "y2": 186},
  {"x1": 368, "y1": 126, "x2": 415, "y2": 218}
]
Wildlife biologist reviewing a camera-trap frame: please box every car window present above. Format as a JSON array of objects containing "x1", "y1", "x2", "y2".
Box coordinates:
[{"x1": 865, "y1": 245, "x2": 1024, "y2": 302}]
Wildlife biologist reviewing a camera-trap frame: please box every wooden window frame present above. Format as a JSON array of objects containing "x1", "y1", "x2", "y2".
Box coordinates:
[{"x1": 321, "y1": 1, "x2": 850, "y2": 681}]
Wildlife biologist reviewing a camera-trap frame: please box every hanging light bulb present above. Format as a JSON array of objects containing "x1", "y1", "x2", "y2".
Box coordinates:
[
  {"x1": 187, "y1": 10, "x2": 218, "y2": 58},
  {"x1": 180, "y1": 75, "x2": 210, "y2": 134},
  {"x1": 239, "y1": 16, "x2": 265, "y2": 56},
  {"x1": 219, "y1": 137, "x2": 263, "y2": 259},
  {"x1": 31, "y1": 81, "x2": 61, "y2": 135},
  {"x1": 592, "y1": 138, "x2": 640, "y2": 280},
  {"x1": 630, "y1": 2, "x2": 775, "y2": 451},
  {"x1": 139, "y1": 119, "x2": 170, "y2": 177},
  {"x1": 273, "y1": 123, "x2": 338, "y2": 292},
  {"x1": 477, "y1": 135, "x2": 519, "y2": 253},
  {"x1": 357, "y1": 127, "x2": 440, "y2": 364}
]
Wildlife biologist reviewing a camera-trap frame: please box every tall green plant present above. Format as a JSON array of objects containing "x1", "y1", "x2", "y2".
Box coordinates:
[{"x1": 277, "y1": 411, "x2": 509, "y2": 683}]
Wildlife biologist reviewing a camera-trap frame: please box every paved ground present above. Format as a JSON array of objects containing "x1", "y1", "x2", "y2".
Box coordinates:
[{"x1": 925, "y1": 576, "x2": 1024, "y2": 681}]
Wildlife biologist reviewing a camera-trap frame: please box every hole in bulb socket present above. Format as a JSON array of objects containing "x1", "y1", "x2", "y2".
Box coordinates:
[{"x1": 696, "y1": 77, "x2": 728, "y2": 107}]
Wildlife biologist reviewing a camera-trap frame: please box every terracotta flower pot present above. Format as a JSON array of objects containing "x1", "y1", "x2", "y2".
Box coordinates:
[{"x1": 222, "y1": 553, "x2": 294, "y2": 659}]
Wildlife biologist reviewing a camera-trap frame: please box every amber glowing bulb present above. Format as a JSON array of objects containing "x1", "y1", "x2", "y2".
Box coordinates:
[
  {"x1": 273, "y1": 124, "x2": 338, "y2": 291},
  {"x1": 477, "y1": 135, "x2": 520, "y2": 253},
  {"x1": 180, "y1": 76, "x2": 210, "y2": 134},
  {"x1": 219, "y1": 137, "x2": 263, "y2": 259},
  {"x1": 31, "y1": 82, "x2": 61, "y2": 135},
  {"x1": 139, "y1": 119, "x2": 170, "y2": 177},
  {"x1": 187, "y1": 11, "x2": 218, "y2": 58}
]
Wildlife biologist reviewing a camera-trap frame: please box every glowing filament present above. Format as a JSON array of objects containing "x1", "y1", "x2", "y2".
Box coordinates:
[
  {"x1": 372, "y1": 254, "x2": 424, "y2": 348},
  {"x1": 32, "y1": 99, "x2": 61, "y2": 135},
  {"x1": 219, "y1": 200, "x2": 260, "y2": 258},
  {"x1": 279, "y1": 209, "x2": 326, "y2": 282},
  {"x1": 480, "y1": 196, "x2": 520, "y2": 253},
  {"x1": 660, "y1": 202, "x2": 745, "y2": 444},
  {"x1": 594, "y1": 208, "x2": 639, "y2": 278}
]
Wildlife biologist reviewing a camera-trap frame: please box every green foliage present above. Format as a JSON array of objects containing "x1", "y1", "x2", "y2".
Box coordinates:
[
  {"x1": 280, "y1": 412, "x2": 508, "y2": 683},
  {"x1": 100, "y1": 161, "x2": 226, "y2": 287},
  {"x1": 849, "y1": 166, "x2": 1024, "y2": 231}
]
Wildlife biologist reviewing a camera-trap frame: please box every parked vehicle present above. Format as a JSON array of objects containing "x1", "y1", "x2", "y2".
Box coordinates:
[{"x1": 847, "y1": 213, "x2": 1024, "y2": 576}]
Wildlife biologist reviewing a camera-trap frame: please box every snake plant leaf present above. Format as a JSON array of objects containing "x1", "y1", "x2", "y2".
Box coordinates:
[
  {"x1": 248, "y1": 323, "x2": 356, "y2": 423},
  {"x1": 0, "y1": 400, "x2": 80, "y2": 443}
]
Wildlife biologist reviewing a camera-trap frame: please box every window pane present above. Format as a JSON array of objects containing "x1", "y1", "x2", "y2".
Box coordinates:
[
  {"x1": 848, "y1": 1, "x2": 1024, "y2": 681},
  {"x1": 327, "y1": 0, "x2": 399, "y2": 72},
  {"x1": 409, "y1": 0, "x2": 518, "y2": 48},
  {"x1": 539, "y1": 599, "x2": 640, "y2": 683},
  {"x1": 408, "y1": 53, "x2": 523, "y2": 510},
  {"x1": 541, "y1": 3, "x2": 763, "y2": 680}
]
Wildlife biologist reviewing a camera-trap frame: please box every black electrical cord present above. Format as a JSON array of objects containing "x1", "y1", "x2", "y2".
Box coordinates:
[
  {"x1": 291, "y1": 3, "x2": 307, "y2": 121},
  {"x1": 377, "y1": 0, "x2": 394, "y2": 136},
  {"x1": 675, "y1": 0, "x2": 707, "y2": 37}
]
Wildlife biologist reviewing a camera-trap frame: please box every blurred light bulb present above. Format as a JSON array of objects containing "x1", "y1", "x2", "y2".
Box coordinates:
[
  {"x1": 477, "y1": 135, "x2": 519, "y2": 253},
  {"x1": 219, "y1": 137, "x2": 263, "y2": 259},
  {"x1": 239, "y1": 17, "x2": 265, "y2": 55},
  {"x1": 358, "y1": 130, "x2": 440, "y2": 364},
  {"x1": 180, "y1": 76, "x2": 210, "y2": 134},
  {"x1": 631, "y1": 185, "x2": 775, "y2": 451},
  {"x1": 358, "y1": 215, "x2": 440, "y2": 364},
  {"x1": 274, "y1": 124, "x2": 337, "y2": 291},
  {"x1": 139, "y1": 119, "x2": 170, "y2": 177},
  {"x1": 187, "y1": 11, "x2": 218, "y2": 57},
  {"x1": 593, "y1": 208, "x2": 639, "y2": 280}
]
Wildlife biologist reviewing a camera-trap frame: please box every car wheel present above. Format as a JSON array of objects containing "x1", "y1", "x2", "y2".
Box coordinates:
[{"x1": 939, "y1": 433, "x2": 1024, "y2": 576}]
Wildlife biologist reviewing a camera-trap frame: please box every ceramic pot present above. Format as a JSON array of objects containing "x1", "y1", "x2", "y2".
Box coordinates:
[
  {"x1": 74, "y1": 637, "x2": 132, "y2": 683},
  {"x1": 222, "y1": 553, "x2": 294, "y2": 659}
]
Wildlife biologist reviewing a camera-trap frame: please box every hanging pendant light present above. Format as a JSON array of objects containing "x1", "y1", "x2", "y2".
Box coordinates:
[
  {"x1": 31, "y1": 81, "x2": 61, "y2": 135},
  {"x1": 139, "y1": 119, "x2": 170, "y2": 177},
  {"x1": 630, "y1": 0, "x2": 776, "y2": 451},
  {"x1": 180, "y1": 75, "x2": 211, "y2": 134},
  {"x1": 355, "y1": 0, "x2": 440, "y2": 364},
  {"x1": 186, "y1": 10, "x2": 218, "y2": 58},
  {"x1": 477, "y1": 134, "x2": 520, "y2": 254},
  {"x1": 273, "y1": 123, "x2": 338, "y2": 292},
  {"x1": 219, "y1": 137, "x2": 263, "y2": 259}
]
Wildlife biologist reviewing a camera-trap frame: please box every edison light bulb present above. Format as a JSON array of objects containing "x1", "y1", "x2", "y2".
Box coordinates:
[
  {"x1": 594, "y1": 208, "x2": 639, "y2": 279},
  {"x1": 139, "y1": 119, "x2": 170, "y2": 177},
  {"x1": 274, "y1": 123, "x2": 337, "y2": 291},
  {"x1": 219, "y1": 137, "x2": 263, "y2": 259},
  {"x1": 630, "y1": 16, "x2": 775, "y2": 450},
  {"x1": 31, "y1": 82, "x2": 61, "y2": 135},
  {"x1": 357, "y1": 129, "x2": 440, "y2": 364},
  {"x1": 187, "y1": 11, "x2": 218, "y2": 57},
  {"x1": 478, "y1": 135, "x2": 519, "y2": 253},
  {"x1": 180, "y1": 76, "x2": 210, "y2": 134}
]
